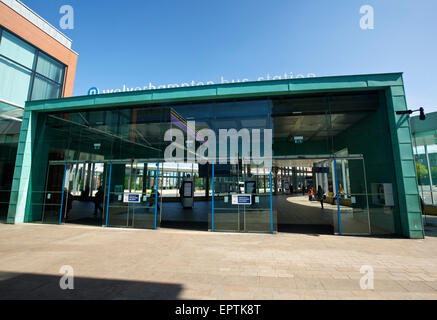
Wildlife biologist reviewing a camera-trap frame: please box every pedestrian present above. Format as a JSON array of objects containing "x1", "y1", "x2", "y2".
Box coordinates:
[
  {"x1": 94, "y1": 186, "x2": 104, "y2": 216},
  {"x1": 317, "y1": 185, "x2": 324, "y2": 209}
]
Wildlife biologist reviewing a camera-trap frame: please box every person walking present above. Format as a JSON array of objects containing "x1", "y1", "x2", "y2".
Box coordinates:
[
  {"x1": 94, "y1": 186, "x2": 104, "y2": 217},
  {"x1": 317, "y1": 185, "x2": 324, "y2": 209}
]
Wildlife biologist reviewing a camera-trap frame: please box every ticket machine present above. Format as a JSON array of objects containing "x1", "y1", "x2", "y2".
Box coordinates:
[
  {"x1": 282, "y1": 178, "x2": 290, "y2": 194},
  {"x1": 244, "y1": 178, "x2": 257, "y2": 204},
  {"x1": 244, "y1": 179, "x2": 257, "y2": 195},
  {"x1": 180, "y1": 175, "x2": 194, "y2": 208}
]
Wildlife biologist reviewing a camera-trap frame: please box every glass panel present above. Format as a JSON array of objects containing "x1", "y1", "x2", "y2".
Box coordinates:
[
  {"x1": 0, "y1": 31, "x2": 35, "y2": 68},
  {"x1": 28, "y1": 90, "x2": 395, "y2": 237},
  {"x1": 63, "y1": 163, "x2": 105, "y2": 226},
  {"x1": 212, "y1": 162, "x2": 273, "y2": 233},
  {"x1": 213, "y1": 163, "x2": 240, "y2": 232},
  {"x1": 42, "y1": 164, "x2": 66, "y2": 224},
  {"x1": 36, "y1": 52, "x2": 64, "y2": 83},
  {"x1": 414, "y1": 144, "x2": 437, "y2": 205},
  {"x1": 334, "y1": 158, "x2": 371, "y2": 235},
  {"x1": 271, "y1": 96, "x2": 333, "y2": 158},
  {"x1": 106, "y1": 162, "x2": 158, "y2": 229},
  {"x1": 131, "y1": 162, "x2": 159, "y2": 229},
  {"x1": 429, "y1": 145, "x2": 437, "y2": 205},
  {"x1": 0, "y1": 123, "x2": 18, "y2": 222},
  {"x1": 0, "y1": 56, "x2": 32, "y2": 105},
  {"x1": 0, "y1": 190, "x2": 10, "y2": 222},
  {"x1": 330, "y1": 93, "x2": 396, "y2": 235},
  {"x1": 0, "y1": 101, "x2": 24, "y2": 119},
  {"x1": 161, "y1": 163, "x2": 181, "y2": 199},
  {"x1": 106, "y1": 163, "x2": 130, "y2": 228},
  {"x1": 31, "y1": 75, "x2": 62, "y2": 100},
  {"x1": 244, "y1": 163, "x2": 274, "y2": 233}
]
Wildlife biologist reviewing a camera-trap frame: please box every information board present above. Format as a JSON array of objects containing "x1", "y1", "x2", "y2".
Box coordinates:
[
  {"x1": 232, "y1": 194, "x2": 252, "y2": 205},
  {"x1": 123, "y1": 193, "x2": 141, "y2": 203}
]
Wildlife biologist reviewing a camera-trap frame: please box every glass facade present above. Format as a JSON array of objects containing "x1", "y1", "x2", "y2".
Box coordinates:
[
  {"x1": 0, "y1": 27, "x2": 67, "y2": 222},
  {"x1": 412, "y1": 112, "x2": 437, "y2": 206},
  {"x1": 413, "y1": 145, "x2": 437, "y2": 205},
  {"x1": 19, "y1": 90, "x2": 400, "y2": 235}
]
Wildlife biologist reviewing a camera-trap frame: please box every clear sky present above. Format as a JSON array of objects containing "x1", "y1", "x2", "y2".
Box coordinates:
[{"x1": 22, "y1": 0, "x2": 437, "y2": 112}]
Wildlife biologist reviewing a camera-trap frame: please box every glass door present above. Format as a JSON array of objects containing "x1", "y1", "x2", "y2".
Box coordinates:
[
  {"x1": 105, "y1": 161, "x2": 160, "y2": 229},
  {"x1": 333, "y1": 157, "x2": 371, "y2": 235},
  {"x1": 212, "y1": 163, "x2": 241, "y2": 232},
  {"x1": 244, "y1": 163, "x2": 275, "y2": 233},
  {"x1": 212, "y1": 161, "x2": 274, "y2": 233},
  {"x1": 131, "y1": 162, "x2": 160, "y2": 229},
  {"x1": 62, "y1": 162, "x2": 105, "y2": 226},
  {"x1": 42, "y1": 163, "x2": 67, "y2": 224},
  {"x1": 106, "y1": 162, "x2": 130, "y2": 227}
]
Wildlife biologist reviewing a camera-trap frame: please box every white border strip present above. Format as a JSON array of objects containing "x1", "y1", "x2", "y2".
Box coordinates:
[{"x1": 0, "y1": 98, "x2": 25, "y2": 109}]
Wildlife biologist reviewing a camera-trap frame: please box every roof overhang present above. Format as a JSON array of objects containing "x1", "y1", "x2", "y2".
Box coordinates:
[{"x1": 25, "y1": 72, "x2": 404, "y2": 113}]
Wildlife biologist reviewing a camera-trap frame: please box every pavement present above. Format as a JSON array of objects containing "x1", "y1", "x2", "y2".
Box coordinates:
[{"x1": 0, "y1": 223, "x2": 437, "y2": 300}]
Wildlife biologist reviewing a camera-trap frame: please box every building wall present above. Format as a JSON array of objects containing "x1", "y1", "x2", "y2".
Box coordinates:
[
  {"x1": 0, "y1": 1, "x2": 77, "y2": 97},
  {"x1": 385, "y1": 84, "x2": 424, "y2": 239},
  {"x1": 0, "y1": 1, "x2": 78, "y2": 222}
]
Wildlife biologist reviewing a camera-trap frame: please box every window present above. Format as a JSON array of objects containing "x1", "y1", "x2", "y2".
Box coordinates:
[
  {"x1": 0, "y1": 56, "x2": 32, "y2": 105},
  {"x1": 31, "y1": 75, "x2": 62, "y2": 100},
  {"x1": 0, "y1": 28, "x2": 66, "y2": 106},
  {"x1": 0, "y1": 30, "x2": 35, "y2": 68},
  {"x1": 414, "y1": 142, "x2": 437, "y2": 205},
  {"x1": 36, "y1": 52, "x2": 64, "y2": 84}
]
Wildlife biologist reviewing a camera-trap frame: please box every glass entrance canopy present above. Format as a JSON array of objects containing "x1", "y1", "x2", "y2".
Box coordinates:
[{"x1": 6, "y1": 73, "x2": 425, "y2": 238}]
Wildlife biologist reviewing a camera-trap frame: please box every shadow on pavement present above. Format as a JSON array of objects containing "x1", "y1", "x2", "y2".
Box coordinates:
[{"x1": 0, "y1": 271, "x2": 183, "y2": 300}]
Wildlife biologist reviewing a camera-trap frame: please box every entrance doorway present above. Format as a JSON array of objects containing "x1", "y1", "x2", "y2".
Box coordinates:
[
  {"x1": 272, "y1": 156, "x2": 371, "y2": 235},
  {"x1": 159, "y1": 162, "x2": 211, "y2": 231},
  {"x1": 41, "y1": 160, "x2": 163, "y2": 229},
  {"x1": 104, "y1": 161, "x2": 161, "y2": 229},
  {"x1": 212, "y1": 162, "x2": 273, "y2": 233},
  {"x1": 41, "y1": 162, "x2": 106, "y2": 226},
  {"x1": 40, "y1": 156, "x2": 371, "y2": 236},
  {"x1": 66, "y1": 162, "x2": 105, "y2": 226}
]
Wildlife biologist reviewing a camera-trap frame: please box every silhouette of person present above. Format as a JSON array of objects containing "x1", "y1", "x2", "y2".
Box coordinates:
[
  {"x1": 317, "y1": 185, "x2": 324, "y2": 209},
  {"x1": 94, "y1": 186, "x2": 104, "y2": 216}
]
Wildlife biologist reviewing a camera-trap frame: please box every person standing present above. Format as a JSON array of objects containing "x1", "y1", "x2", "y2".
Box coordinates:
[{"x1": 308, "y1": 187, "x2": 313, "y2": 201}]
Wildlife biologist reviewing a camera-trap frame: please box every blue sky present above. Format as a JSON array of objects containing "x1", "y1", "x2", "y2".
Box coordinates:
[{"x1": 22, "y1": 0, "x2": 437, "y2": 112}]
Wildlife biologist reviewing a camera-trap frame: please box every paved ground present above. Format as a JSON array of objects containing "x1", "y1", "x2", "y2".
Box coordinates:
[
  {"x1": 0, "y1": 223, "x2": 437, "y2": 300},
  {"x1": 275, "y1": 195, "x2": 336, "y2": 225}
]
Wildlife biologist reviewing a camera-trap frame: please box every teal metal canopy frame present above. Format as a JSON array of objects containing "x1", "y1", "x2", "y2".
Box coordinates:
[{"x1": 6, "y1": 73, "x2": 425, "y2": 238}]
